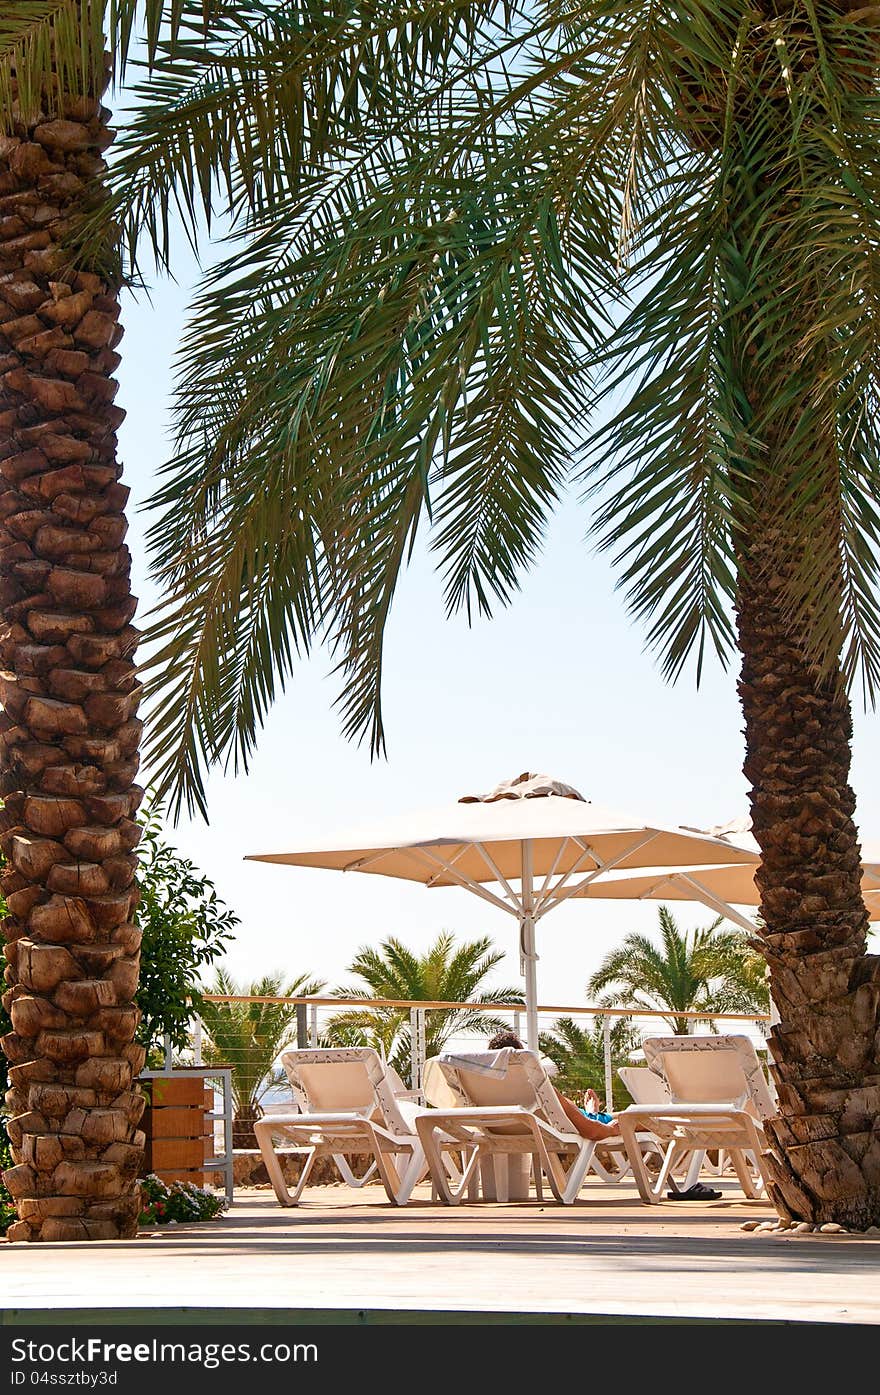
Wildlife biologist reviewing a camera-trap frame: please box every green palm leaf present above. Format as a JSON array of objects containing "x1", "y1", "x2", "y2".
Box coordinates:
[
  {"x1": 586, "y1": 906, "x2": 768, "y2": 1034},
  {"x1": 324, "y1": 931, "x2": 522, "y2": 1079},
  {"x1": 18, "y1": 1, "x2": 880, "y2": 811},
  {"x1": 200, "y1": 966, "x2": 325, "y2": 1122},
  {"x1": 539, "y1": 1015, "x2": 640, "y2": 1104}
]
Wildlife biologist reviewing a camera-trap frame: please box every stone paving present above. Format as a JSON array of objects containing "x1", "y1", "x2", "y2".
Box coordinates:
[{"x1": 4, "y1": 1178, "x2": 880, "y2": 1325}]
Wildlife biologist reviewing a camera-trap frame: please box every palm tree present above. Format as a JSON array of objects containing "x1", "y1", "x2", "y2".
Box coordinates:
[
  {"x1": 539, "y1": 1016, "x2": 641, "y2": 1108},
  {"x1": 323, "y1": 933, "x2": 521, "y2": 1082},
  {"x1": 0, "y1": 3, "x2": 184, "y2": 1244},
  {"x1": 587, "y1": 908, "x2": 770, "y2": 1036},
  {"x1": 199, "y1": 969, "x2": 324, "y2": 1149},
  {"x1": 88, "y1": 2, "x2": 880, "y2": 1229}
]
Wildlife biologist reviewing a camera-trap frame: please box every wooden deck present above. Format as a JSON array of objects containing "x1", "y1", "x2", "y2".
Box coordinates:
[{"x1": 4, "y1": 1178, "x2": 880, "y2": 1326}]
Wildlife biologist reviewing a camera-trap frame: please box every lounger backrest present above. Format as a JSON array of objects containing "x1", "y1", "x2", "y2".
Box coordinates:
[
  {"x1": 618, "y1": 1065, "x2": 672, "y2": 1105},
  {"x1": 436, "y1": 1049, "x2": 572, "y2": 1133},
  {"x1": 280, "y1": 1047, "x2": 415, "y2": 1137},
  {"x1": 642, "y1": 1035, "x2": 776, "y2": 1121}
]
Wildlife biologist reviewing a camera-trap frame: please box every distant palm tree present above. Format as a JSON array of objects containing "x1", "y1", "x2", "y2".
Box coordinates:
[
  {"x1": 200, "y1": 969, "x2": 324, "y2": 1149},
  {"x1": 324, "y1": 933, "x2": 522, "y2": 1081},
  {"x1": 539, "y1": 1017, "x2": 641, "y2": 1108},
  {"x1": 587, "y1": 908, "x2": 769, "y2": 1036}
]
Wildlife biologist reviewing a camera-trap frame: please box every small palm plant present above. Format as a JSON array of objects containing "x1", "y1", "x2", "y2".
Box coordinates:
[
  {"x1": 587, "y1": 908, "x2": 770, "y2": 1036},
  {"x1": 199, "y1": 969, "x2": 324, "y2": 1148},
  {"x1": 323, "y1": 933, "x2": 522, "y2": 1082},
  {"x1": 539, "y1": 1016, "x2": 642, "y2": 1108}
]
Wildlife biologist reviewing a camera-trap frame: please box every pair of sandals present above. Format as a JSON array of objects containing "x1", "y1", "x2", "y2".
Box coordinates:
[{"x1": 666, "y1": 1181, "x2": 722, "y2": 1201}]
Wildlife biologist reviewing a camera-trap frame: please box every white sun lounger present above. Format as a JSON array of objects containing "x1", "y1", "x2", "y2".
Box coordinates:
[
  {"x1": 617, "y1": 1034, "x2": 775, "y2": 1204},
  {"x1": 254, "y1": 1047, "x2": 431, "y2": 1206},
  {"x1": 417, "y1": 1048, "x2": 656, "y2": 1204}
]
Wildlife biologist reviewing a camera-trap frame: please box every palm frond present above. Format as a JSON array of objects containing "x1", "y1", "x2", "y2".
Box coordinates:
[
  {"x1": 0, "y1": 1, "x2": 217, "y2": 124},
  {"x1": 200, "y1": 967, "x2": 324, "y2": 1111},
  {"x1": 586, "y1": 906, "x2": 768, "y2": 1030},
  {"x1": 103, "y1": 0, "x2": 536, "y2": 270},
  {"x1": 31, "y1": 0, "x2": 880, "y2": 813},
  {"x1": 324, "y1": 930, "x2": 518, "y2": 1072}
]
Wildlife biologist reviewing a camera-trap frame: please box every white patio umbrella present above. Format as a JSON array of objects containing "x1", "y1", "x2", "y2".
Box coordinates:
[
  {"x1": 245, "y1": 772, "x2": 758, "y2": 1048},
  {"x1": 572, "y1": 814, "x2": 880, "y2": 925},
  {"x1": 572, "y1": 854, "x2": 880, "y2": 924}
]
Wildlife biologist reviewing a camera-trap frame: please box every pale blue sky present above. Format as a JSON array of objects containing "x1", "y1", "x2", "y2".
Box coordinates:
[{"x1": 116, "y1": 252, "x2": 880, "y2": 1007}]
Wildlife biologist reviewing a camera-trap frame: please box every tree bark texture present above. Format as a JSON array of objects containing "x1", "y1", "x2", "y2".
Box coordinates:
[
  {"x1": 232, "y1": 1102, "x2": 261, "y2": 1152},
  {"x1": 0, "y1": 76, "x2": 145, "y2": 1241},
  {"x1": 738, "y1": 539, "x2": 880, "y2": 1229}
]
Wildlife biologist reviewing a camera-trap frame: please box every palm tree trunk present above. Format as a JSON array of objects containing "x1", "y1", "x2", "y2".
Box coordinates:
[
  {"x1": 737, "y1": 527, "x2": 880, "y2": 1229},
  {"x1": 0, "y1": 65, "x2": 145, "y2": 1241},
  {"x1": 232, "y1": 1103, "x2": 261, "y2": 1151}
]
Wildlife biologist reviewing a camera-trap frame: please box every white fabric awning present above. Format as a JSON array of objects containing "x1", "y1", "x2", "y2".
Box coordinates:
[
  {"x1": 572, "y1": 816, "x2": 880, "y2": 923},
  {"x1": 246, "y1": 773, "x2": 757, "y2": 902}
]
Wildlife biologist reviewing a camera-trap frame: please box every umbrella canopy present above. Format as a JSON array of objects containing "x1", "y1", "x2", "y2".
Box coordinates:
[
  {"x1": 245, "y1": 772, "x2": 759, "y2": 1047},
  {"x1": 574, "y1": 815, "x2": 880, "y2": 926}
]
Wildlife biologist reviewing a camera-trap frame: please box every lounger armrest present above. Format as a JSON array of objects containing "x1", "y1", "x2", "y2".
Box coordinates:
[
  {"x1": 421, "y1": 1105, "x2": 532, "y2": 1119},
  {"x1": 415, "y1": 1105, "x2": 582, "y2": 1151},
  {"x1": 620, "y1": 1102, "x2": 746, "y2": 1115}
]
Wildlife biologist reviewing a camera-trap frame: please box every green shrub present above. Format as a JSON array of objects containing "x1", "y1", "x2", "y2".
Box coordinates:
[
  {"x1": 138, "y1": 1174, "x2": 227, "y2": 1226},
  {"x1": 135, "y1": 801, "x2": 238, "y2": 1061}
]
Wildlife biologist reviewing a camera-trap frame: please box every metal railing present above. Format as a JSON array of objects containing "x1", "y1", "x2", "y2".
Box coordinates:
[{"x1": 189, "y1": 995, "x2": 772, "y2": 1113}]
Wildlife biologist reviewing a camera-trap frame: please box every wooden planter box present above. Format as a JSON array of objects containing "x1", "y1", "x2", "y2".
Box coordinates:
[{"x1": 140, "y1": 1073, "x2": 214, "y2": 1188}]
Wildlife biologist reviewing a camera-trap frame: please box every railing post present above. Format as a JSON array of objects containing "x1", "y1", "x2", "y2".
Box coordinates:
[
  {"x1": 309, "y1": 1003, "x2": 318, "y2": 1047},
  {"x1": 513, "y1": 1011, "x2": 521, "y2": 1043},
  {"x1": 162, "y1": 1031, "x2": 172, "y2": 1073},
  {"x1": 296, "y1": 1003, "x2": 308, "y2": 1048},
  {"x1": 220, "y1": 1068, "x2": 234, "y2": 1204},
  {"x1": 602, "y1": 1014, "x2": 613, "y2": 1111},
  {"x1": 409, "y1": 1008, "x2": 419, "y2": 1092},
  {"x1": 192, "y1": 1016, "x2": 203, "y2": 1066},
  {"x1": 409, "y1": 1008, "x2": 427, "y2": 1100},
  {"x1": 418, "y1": 1008, "x2": 427, "y2": 1102}
]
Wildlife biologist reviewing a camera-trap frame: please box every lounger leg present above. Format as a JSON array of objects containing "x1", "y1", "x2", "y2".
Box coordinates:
[
  {"x1": 606, "y1": 1145, "x2": 631, "y2": 1182},
  {"x1": 289, "y1": 1148, "x2": 320, "y2": 1202},
  {"x1": 526, "y1": 1125, "x2": 587, "y2": 1205},
  {"x1": 418, "y1": 1124, "x2": 450, "y2": 1203},
  {"x1": 370, "y1": 1138, "x2": 405, "y2": 1204},
  {"x1": 535, "y1": 1138, "x2": 567, "y2": 1202},
  {"x1": 655, "y1": 1140, "x2": 695, "y2": 1197},
  {"x1": 681, "y1": 1149, "x2": 706, "y2": 1190},
  {"x1": 395, "y1": 1144, "x2": 428, "y2": 1206},
  {"x1": 495, "y1": 1156, "x2": 509, "y2": 1204},
  {"x1": 587, "y1": 1145, "x2": 627, "y2": 1184},
  {"x1": 563, "y1": 1145, "x2": 597, "y2": 1204},
  {"x1": 418, "y1": 1125, "x2": 480, "y2": 1205},
  {"x1": 618, "y1": 1114, "x2": 664, "y2": 1203},
  {"x1": 729, "y1": 1147, "x2": 764, "y2": 1199},
  {"x1": 532, "y1": 1131, "x2": 595, "y2": 1205},
  {"x1": 611, "y1": 1134, "x2": 657, "y2": 1183},
  {"x1": 438, "y1": 1149, "x2": 472, "y2": 1199},
  {"x1": 531, "y1": 1153, "x2": 543, "y2": 1201},
  {"x1": 742, "y1": 1148, "x2": 762, "y2": 1185},
  {"x1": 254, "y1": 1119, "x2": 307, "y2": 1207},
  {"x1": 333, "y1": 1154, "x2": 379, "y2": 1188},
  {"x1": 467, "y1": 1156, "x2": 480, "y2": 1201}
]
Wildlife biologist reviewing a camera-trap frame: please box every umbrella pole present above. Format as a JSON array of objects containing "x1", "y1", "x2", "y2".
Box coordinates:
[{"x1": 521, "y1": 840, "x2": 539, "y2": 1050}]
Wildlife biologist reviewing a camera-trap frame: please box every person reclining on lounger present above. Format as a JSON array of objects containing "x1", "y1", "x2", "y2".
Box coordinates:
[
  {"x1": 485, "y1": 1030, "x2": 721, "y2": 1199},
  {"x1": 486, "y1": 1030, "x2": 620, "y2": 1142}
]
